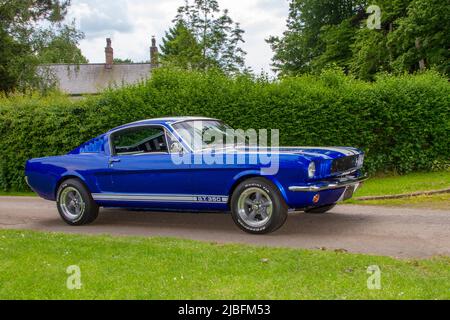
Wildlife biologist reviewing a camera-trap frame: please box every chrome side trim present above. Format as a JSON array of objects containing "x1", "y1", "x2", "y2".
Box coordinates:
[
  {"x1": 288, "y1": 175, "x2": 368, "y2": 192},
  {"x1": 92, "y1": 193, "x2": 228, "y2": 204}
]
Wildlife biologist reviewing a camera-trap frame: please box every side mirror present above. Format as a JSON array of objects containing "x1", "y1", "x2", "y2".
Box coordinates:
[{"x1": 170, "y1": 141, "x2": 183, "y2": 154}]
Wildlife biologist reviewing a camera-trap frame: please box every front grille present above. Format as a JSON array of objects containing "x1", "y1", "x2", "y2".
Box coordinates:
[{"x1": 331, "y1": 155, "x2": 358, "y2": 174}]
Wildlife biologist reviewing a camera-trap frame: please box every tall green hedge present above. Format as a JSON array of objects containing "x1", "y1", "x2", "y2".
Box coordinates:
[{"x1": 1, "y1": 68, "x2": 449, "y2": 191}]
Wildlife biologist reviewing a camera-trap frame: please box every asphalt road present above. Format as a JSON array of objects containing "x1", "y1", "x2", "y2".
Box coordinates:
[{"x1": 0, "y1": 196, "x2": 449, "y2": 258}]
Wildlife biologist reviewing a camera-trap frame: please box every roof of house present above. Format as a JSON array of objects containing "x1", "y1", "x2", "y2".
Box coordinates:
[{"x1": 37, "y1": 63, "x2": 153, "y2": 95}]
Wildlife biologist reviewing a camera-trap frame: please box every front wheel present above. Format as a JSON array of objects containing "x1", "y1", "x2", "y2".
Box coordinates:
[
  {"x1": 56, "y1": 179, "x2": 99, "y2": 225},
  {"x1": 231, "y1": 178, "x2": 288, "y2": 234}
]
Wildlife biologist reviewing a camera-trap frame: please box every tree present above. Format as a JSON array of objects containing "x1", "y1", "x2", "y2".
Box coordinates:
[
  {"x1": 35, "y1": 22, "x2": 88, "y2": 64},
  {"x1": 0, "y1": 0, "x2": 86, "y2": 93},
  {"x1": 347, "y1": 0, "x2": 450, "y2": 79},
  {"x1": 349, "y1": 28, "x2": 391, "y2": 80},
  {"x1": 0, "y1": 0, "x2": 69, "y2": 92},
  {"x1": 267, "y1": 0, "x2": 367, "y2": 76},
  {"x1": 388, "y1": 0, "x2": 450, "y2": 76},
  {"x1": 348, "y1": 0, "x2": 412, "y2": 80},
  {"x1": 311, "y1": 19, "x2": 357, "y2": 73},
  {"x1": 0, "y1": 29, "x2": 33, "y2": 92},
  {"x1": 160, "y1": 21, "x2": 209, "y2": 70},
  {"x1": 270, "y1": 0, "x2": 449, "y2": 79},
  {"x1": 113, "y1": 58, "x2": 133, "y2": 64},
  {"x1": 170, "y1": 0, "x2": 246, "y2": 73}
]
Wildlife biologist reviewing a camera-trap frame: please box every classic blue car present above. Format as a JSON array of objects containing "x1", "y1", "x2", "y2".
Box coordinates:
[{"x1": 25, "y1": 117, "x2": 366, "y2": 234}]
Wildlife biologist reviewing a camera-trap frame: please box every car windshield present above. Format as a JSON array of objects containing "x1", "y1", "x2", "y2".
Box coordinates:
[{"x1": 171, "y1": 120, "x2": 253, "y2": 151}]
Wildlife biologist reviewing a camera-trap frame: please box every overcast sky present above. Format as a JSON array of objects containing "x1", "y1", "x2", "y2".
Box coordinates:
[{"x1": 66, "y1": 0, "x2": 290, "y2": 73}]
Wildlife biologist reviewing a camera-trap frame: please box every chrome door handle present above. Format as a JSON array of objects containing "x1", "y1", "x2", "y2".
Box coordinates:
[{"x1": 109, "y1": 158, "x2": 121, "y2": 164}]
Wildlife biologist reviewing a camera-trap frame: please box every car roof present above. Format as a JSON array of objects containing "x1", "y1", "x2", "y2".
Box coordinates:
[{"x1": 107, "y1": 117, "x2": 219, "y2": 133}]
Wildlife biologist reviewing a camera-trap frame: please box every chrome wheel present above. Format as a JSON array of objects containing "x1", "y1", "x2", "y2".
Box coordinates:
[
  {"x1": 237, "y1": 187, "x2": 273, "y2": 228},
  {"x1": 59, "y1": 187, "x2": 85, "y2": 221}
]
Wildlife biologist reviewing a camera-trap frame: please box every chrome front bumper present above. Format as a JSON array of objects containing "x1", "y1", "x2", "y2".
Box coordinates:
[{"x1": 288, "y1": 175, "x2": 368, "y2": 192}]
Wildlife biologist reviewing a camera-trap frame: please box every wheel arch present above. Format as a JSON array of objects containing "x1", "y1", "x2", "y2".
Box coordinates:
[
  {"x1": 227, "y1": 172, "x2": 288, "y2": 205},
  {"x1": 54, "y1": 174, "x2": 91, "y2": 199}
]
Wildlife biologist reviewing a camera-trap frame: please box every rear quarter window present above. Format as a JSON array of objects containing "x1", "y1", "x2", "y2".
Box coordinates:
[{"x1": 79, "y1": 137, "x2": 106, "y2": 153}]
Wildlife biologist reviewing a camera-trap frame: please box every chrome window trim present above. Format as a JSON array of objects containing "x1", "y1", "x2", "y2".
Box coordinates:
[{"x1": 170, "y1": 117, "x2": 218, "y2": 125}]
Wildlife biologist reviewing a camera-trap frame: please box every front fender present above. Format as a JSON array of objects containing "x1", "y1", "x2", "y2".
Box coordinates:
[{"x1": 228, "y1": 170, "x2": 289, "y2": 204}]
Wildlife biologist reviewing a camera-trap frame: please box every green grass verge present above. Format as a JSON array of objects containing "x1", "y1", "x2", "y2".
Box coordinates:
[
  {"x1": 354, "y1": 171, "x2": 450, "y2": 197},
  {"x1": 346, "y1": 171, "x2": 450, "y2": 208},
  {"x1": 0, "y1": 230, "x2": 449, "y2": 300},
  {"x1": 347, "y1": 194, "x2": 450, "y2": 210},
  {"x1": 0, "y1": 191, "x2": 36, "y2": 197}
]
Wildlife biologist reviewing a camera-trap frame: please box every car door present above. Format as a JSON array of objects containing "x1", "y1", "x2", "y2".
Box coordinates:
[{"x1": 104, "y1": 125, "x2": 194, "y2": 207}]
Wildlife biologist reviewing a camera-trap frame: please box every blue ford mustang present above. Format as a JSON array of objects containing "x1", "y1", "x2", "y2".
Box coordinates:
[{"x1": 25, "y1": 117, "x2": 366, "y2": 234}]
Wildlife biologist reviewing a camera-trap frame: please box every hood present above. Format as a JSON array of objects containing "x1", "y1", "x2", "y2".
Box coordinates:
[
  {"x1": 276, "y1": 146, "x2": 361, "y2": 159},
  {"x1": 221, "y1": 146, "x2": 362, "y2": 160}
]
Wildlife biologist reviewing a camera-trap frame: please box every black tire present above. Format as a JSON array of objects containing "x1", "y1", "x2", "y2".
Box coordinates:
[
  {"x1": 56, "y1": 178, "x2": 99, "y2": 226},
  {"x1": 230, "y1": 177, "x2": 288, "y2": 234},
  {"x1": 304, "y1": 203, "x2": 336, "y2": 214}
]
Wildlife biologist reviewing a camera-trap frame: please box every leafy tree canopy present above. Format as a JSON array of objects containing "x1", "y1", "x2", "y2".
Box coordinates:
[
  {"x1": 267, "y1": 0, "x2": 367, "y2": 76},
  {"x1": 160, "y1": 21, "x2": 212, "y2": 70},
  {"x1": 0, "y1": 0, "x2": 87, "y2": 93},
  {"x1": 35, "y1": 22, "x2": 88, "y2": 64},
  {"x1": 161, "y1": 0, "x2": 247, "y2": 74},
  {"x1": 268, "y1": 0, "x2": 449, "y2": 79}
]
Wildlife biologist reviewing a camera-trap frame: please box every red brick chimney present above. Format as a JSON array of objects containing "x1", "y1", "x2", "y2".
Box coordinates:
[
  {"x1": 105, "y1": 38, "x2": 113, "y2": 69},
  {"x1": 150, "y1": 36, "x2": 159, "y2": 68}
]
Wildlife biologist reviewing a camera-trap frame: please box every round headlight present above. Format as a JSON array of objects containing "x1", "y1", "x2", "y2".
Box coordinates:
[
  {"x1": 357, "y1": 154, "x2": 364, "y2": 167},
  {"x1": 308, "y1": 162, "x2": 316, "y2": 178}
]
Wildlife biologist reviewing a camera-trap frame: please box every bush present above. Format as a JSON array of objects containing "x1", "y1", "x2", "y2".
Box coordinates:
[{"x1": 0, "y1": 69, "x2": 449, "y2": 191}]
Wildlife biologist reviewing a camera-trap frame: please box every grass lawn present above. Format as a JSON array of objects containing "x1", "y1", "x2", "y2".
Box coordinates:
[
  {"x1": 0, "y1": 229, "x2": 449, "y2": 300},
  {"x1": 353, "y1": 171, "x2": 450, "y2": 197},
  {"x1": 344, "y1": 171, "x2": 450, "y2": 209}
]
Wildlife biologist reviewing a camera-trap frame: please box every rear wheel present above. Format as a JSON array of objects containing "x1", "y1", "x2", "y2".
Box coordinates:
[
  {"x1": 304, "y1": 203, "x2": 336, "y2": 214},
  {"x1": 56, "y1": 179, "x2": 99, "y2": 225},
  {"x1": 231, "y1": 178, "x2": 288, "y2": 234}
]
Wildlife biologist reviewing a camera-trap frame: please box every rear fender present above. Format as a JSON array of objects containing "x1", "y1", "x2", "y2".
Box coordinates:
[{"x1": 54, "y1": 172, "x2": 92, "y2": 199}]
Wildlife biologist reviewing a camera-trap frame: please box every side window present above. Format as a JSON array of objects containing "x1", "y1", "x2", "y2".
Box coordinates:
[{"x1": 112, "y1": 126, "x2": 168, "y2": 155}]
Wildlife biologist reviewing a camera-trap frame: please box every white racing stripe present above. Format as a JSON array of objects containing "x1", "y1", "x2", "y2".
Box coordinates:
[
  {"x1": 92, "y1": 193, "x2": 229, "y2": 204},
  {"x1": 287, "y1": 146, "x2": 358, "y2": 156}
]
